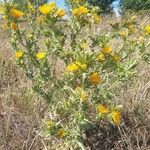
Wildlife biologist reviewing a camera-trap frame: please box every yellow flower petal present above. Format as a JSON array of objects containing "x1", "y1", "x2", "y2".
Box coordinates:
[
  {"x1": 111, "y1": 111, "x2": 121, "y2": 125},
  {"x1": 66, "y1": 61, "x2": 87, "y2": 73},
  {"x1": 144, "y1": 25, "x2": 150, "y2": 35},
  {"x1": 80, "y1": 63, "x2": 88, "y2": 70},
  {"x1": 36, "y1": 52, "x2": 46, "y2": 60},
  {"x1": 89, "y1": 72, "x2": 101, "y2": 84},
  {"x1": 79, "y1": 6, "x2": 89, "y2": 14},
  {"x1": 15, "y1": 50, "x2": 24, "y2": 59},
  {"x1": 102, "y1": 46, "x2": 112, "y2": 54},
  {"x1": 66, "y1": 63, "x2": 79, "y2": 72},
  {"x1": 39, "y1": 2, "x2": 56, "y2": 15},
  {"x1": 75, "y1": 61, "x2": 88, "y2": 71},
  {"x1": 80, "y1": 41, "x2": 88, "y2": 49},
  {"x1": 98, "y1": 104, "x2": 110, "y2": 114},
  {"x1": 57, "y1": 129, "x2": 66, "y2": 138},
  {"x1": 93, "y1": 14, "x2": 101, "y2": 23},
  {"x1": 73, "y1": 6, "x2": 89, "y2": 17},
  {"x1": 80, "y1": 91, "x2": 88, "y2": 101},
  {"x1": 46, "y1": 121, "x2": 54, "y2": 129},
  {"x1": 10, "y1": 8, "x2": 24, "y2": 19},
  {"x1": 119, "y1": 31, "x2": 126, "y2": 37},
  {"x1": 112, "y1": 53, "x2": 121, "y2": 63},
  {"x1": 39, "y1": 4, "x2": 51, "y2": 15},
  {"x1": 10, "y1": 22, "x2": 17, "y2": 31},
  {"x1": 56, "y1": 8, "x2": 65, "y2": 17},
  {"x1": 75, "y1": 86, "x2": 82, "y2": 95},
  {"x1": 97, "y1": 53, "x2": 105, "y2": 62}
]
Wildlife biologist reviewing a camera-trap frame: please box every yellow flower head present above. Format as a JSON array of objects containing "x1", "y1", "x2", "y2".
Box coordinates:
[
  {"x1": 111, "y1": 110, "x2": 121, "y2": 125},
  {"x1": 80, "y1": 63, "x2": 88, "y2": 70},
  {"x1": 15, "y1": 50, "x2": 24, "y2": 59},
  {"x1": 93, "y1": 13, "x2": 101, "y2": 23},
  {"x1": 75, "y1": 86, "x2": 82, "y2": 94},
  {"x1": 10, "y1": 22, "x2": 17, "y2": 31},
  {"x1": 39, "y1": 2, "x2": 56, "y2": 15},
  {"x1": 46, "y1": 120, "x2": 54, "y2": 129},
  {"x1": 57, "y1": 129, "x2": 66, "y2": 138},
  {"x1": 72, "y1": 8, "x2": 79, "y2": 17},
  {"x1": 97, "y1": 104, "x2": 109, "y2": 114},
  {"x1": 79, "y1": 6, "x2": 89, "y2": 14},
  {"x1": 80, "y1": 91, "x2": 88, "y2": 101},
  {"x1": 144, "y1": 25, "x2": 150, "y2": 35},
  {"x1": 10, "y1": 8, "x2": 24, "y2": 19},
  {"x1": 102, "y1": 46, "x2": 112, "y2": 55},
  {"x1": 36, "y1": 52, "x2": 46, "y2": 60},
  {"x1": 89, "y1": 72, "x2": 101, "y2": 84},
  {"x1": 80, "y1": 41, "x2": 88, "y2": 49},
  {"x1": 97, "y1": 53, "x2": 105, "y2": 62},
  {"x1": 73, "y1": 6, "x2": 89, "y2": 17},
  {"x1": 66, "y1": 61, "x2": 87, "y2": 73},
  {"x1": 1, "y1": 24, "x2": 7, "y2": 31},
  {"x1": 39, "y1": 4, "x2": 51, "y2": 15},
  {"x1": 119, "y1": 31, "x2": 126, "y2": 37},
  {"x1": 75, "y1": 61, "x2": 87, "y2": 71},
  {"x1": 56, "y1": 8, "x2": 65, "y2": 17},
  {"x1": 66, "y1": 63, "x2": 79, "y2": 72},
  {"x1": 112, "y1": 53, "x2": 121, "y2": 63}
]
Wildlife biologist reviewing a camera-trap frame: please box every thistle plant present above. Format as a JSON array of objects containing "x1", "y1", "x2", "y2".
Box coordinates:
[{"x1": 1, "y1": 0, "x2": 149, "y2": 148}]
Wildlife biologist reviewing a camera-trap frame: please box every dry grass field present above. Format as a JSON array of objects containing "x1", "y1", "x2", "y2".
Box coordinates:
[{"x1": 0, "y1": 14, "x2": 150, "y2": 150}]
